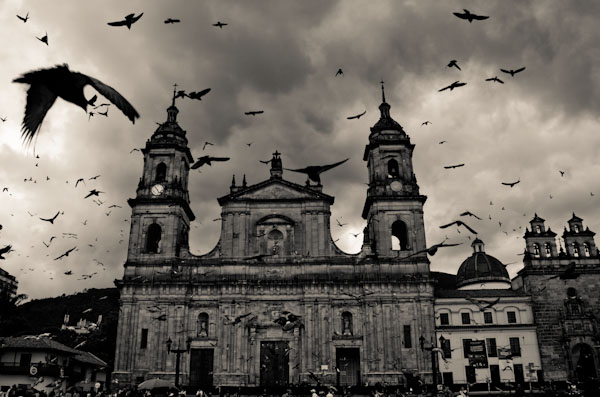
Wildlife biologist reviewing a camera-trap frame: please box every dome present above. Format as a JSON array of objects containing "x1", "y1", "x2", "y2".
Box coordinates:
[{"x1": 456, "y1": 239, "x2": 510, "y2": 288}]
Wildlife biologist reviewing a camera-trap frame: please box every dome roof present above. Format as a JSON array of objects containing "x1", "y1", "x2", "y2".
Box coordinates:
[{"x1": 456, "y1": 239, "x2": 510, "y2": 288}]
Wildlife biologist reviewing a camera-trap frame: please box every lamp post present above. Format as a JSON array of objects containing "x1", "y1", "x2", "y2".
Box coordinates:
[
  {"x1": 419, "y1": 335, "x2": 445, "y2": 391},
  {"x1": 167, "y1": 337, "x2": 191, "y2": 389}
]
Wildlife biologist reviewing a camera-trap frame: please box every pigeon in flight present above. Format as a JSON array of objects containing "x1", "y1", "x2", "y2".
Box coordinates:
[
  {"x1": 285, "y1": 158, "x2": 349, "y2": 184},
  {"x1": 453, "y1": 9, "x2": 489, "y2": 23},
  {"x1": 559, "y1": 170, "x2": 565, "y2": 177},
  {"x1": 89, "y1": 175, "x2": 101, "y2": 180},
  {"x1": 191, "y1": 155, "x2": 230, "y2": 169},
  {"x1": 0, "y1": 117, "x2": 6, "y2": 122},
  {"x1": 36, "y1": 32, "x2": 48, "y2": 45},
  {"x1": 465, "y1": 296, "x2": 501, "y2": 311},
  {"x1": 447, "y1": 60, "x2": 461, "y2": 70},
  {"x1": 421, "y1": 121, "x2": 431, "y2": 126},
  {"x1": 439, "y1": 81, "x2": 467, "y2": 92},
  {"x1": 54, "y1": 246, "x2": 77, "y2": 260},
  {"x1": 188, "y1": 88, "x2": 211, "y2": 100},
  {"x1": 164, "y1": 18, "x2": 180, "y2": 24},
  {"x1": 336, "y1": 68, "x2": 343, "y2": 76},
  {"x1": 0, "y1": 245, "x2": 12, "y2": 260},
  {"x1": 439, "y1": 220, "x2": 478, "y2": 234},
  {"x1": 460, "y1": 211, "x2": 482, "y2": 220},
  {"x1": 202, "y1": 141, "x2": 214, "y2": 150},
  {"x1": 224, "y1": 312, "x2": 252, "y2": 325},
  {"x1": 485, "y1": 76, "x2": 504, "y2": 84},
  {"x1": 213, "y1": 21, "x2": 228, "y2": 28},
  {"x1": 84, "y1": 189, "x2": 103, "y2": 198},
  {"x1": 107, "y1": 13, "x2": 144, "y2": 29},
  {"x1": 500, "y1": 67, "x2": 526, "y2": 77},
  {"x1": 244, "y1": 110, "x2": 264, "y2": 116},
  {"x1": 17, "y1": 12, "x2": 29, "y2": 23},
  {"x1": 405, "y1": 240, "x2": 462, "y2": 258},
  {"x1": 501, "y1": 179, "x2": 520, "y2": 187},
  {"x1": 40, "y1": 211, "x2": 60, "y2": 224},
  {"x1": 444, "y1": 163, "x2": 465, "y2": 169},
  {"x1": 13, "y1": 64, "x2": 139, "y2": 144},
  {"x1": 347, "y1": 110, "x2": 366, "y2": 120}
]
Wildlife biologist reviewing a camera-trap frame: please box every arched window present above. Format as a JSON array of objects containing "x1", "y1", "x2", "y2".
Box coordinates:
[
  {"x1": 197, "y1": 313, "x2": 209, "y2": 337},
  {"x1": 572, "y1": 242, "x2": 580, "y2": 257},
  {"x1": 391, "y1": 220, "x2": 409, "y2": 251},
  {"x1": 574, "y1": 224, "x2": 580, "y2": 233},
  {"x1": 268, "y1": 229, "x2": 284, "y2": 255},
  {"x1": 533, "y1": 243, "x2": 540, "y2": 258},
  {"x1": 387, "y1": 159, "x2": 400, "y2": 178},
  {"x1": 535, "y1": 225, "x2": 541, "y2": 233},
  {"x1": 544, "y1": 243, "x2": 552, "y2": 257},
  {"x1": 146, "y1": 223, "x2": 162, "y2": 253},
  {"x1": 155, "y1": 162, "x2": 167, "y2": 182},
  {"x1": 341, "y1": 312, "x2": 353, "y2": 336},
  {"x1": 583, "y1": 243, "x2": 590, "y2": 257}
]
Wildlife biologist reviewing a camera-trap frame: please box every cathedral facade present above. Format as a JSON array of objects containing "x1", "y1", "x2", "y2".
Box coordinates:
[{"x1": 113, "y1": 91, "x2": 438, "y2": 390}]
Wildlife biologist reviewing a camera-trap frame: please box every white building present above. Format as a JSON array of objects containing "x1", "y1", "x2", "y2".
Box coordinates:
[{"x1": 433, "y1": 239, "x2": 542, "y2": 390}]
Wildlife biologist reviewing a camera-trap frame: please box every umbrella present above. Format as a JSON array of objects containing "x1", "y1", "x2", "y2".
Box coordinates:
[{"x1": 137, "y1": 378, "x2": 177, "y2": 390}]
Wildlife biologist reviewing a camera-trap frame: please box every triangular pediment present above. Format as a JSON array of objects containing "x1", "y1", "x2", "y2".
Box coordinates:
[{"x1": 218, "y1": 178, "x2": 334, "y2": 204}]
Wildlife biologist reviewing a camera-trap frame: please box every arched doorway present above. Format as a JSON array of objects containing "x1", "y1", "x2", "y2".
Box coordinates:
[{"x1": 572, "y1": 343, "x2": 597, "y2": 381}]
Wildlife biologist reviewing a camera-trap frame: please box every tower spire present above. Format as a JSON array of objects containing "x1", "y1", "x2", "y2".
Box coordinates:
[
  {"x1": 167, "y1": 83, "x2": 179, "y2": 123},
  {"x1": 380, "y1": 79, "x2": 386, "y2": 103},
  {"x1": 172, "y1": 83, "x2": 177, "y2": 107},
  {"x1": 378, "y1": 80, "x2": 391, "y2": 119}
]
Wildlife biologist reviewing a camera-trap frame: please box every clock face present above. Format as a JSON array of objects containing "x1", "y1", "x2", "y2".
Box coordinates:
[
  {"x1": 151, "y1": 184, "x2": 165, "y2": 196},
  {"x1": 390, "y1": 181, "x2": 403, "y2": 192}
]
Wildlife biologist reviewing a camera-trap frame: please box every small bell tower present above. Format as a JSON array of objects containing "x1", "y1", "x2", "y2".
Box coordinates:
[
  {"x1": 126, "y1": 85, "x2": 195, "y2": 261},
  {"x1": 362, "y1": 82, "x2": 427, "y2": 260}
]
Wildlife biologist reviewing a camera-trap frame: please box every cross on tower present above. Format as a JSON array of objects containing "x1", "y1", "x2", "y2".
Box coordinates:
[
  {"x1": 380, "y1": 79, "x2": 386, "y2": 103},
  {"x1": 172, "y1": 83, "x2": 178, "y2": 106}
]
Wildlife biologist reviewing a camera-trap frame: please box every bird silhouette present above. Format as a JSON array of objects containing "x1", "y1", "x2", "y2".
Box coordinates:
[
  {"x1": 93, "y1": 103, "x2": 110, "y2": 109},
  {"x1": 500, "y1": 67, "x2": 526, "y2": 77},
  {"x1": 444, "y1": 163, "x2": 465, "y2": 169},
  {"x1": 460, "y1": 211, "x2": 482, "y2": 220},
  {"x1": 0, "y1": 245, "x2": 13, "y2": 260},
  {"x1": 13, "y1": 64, "x2": 139, "y2": 144},
  {"x1": 0, "y1": 117, "x2": 6, "y2": 122},
  {"x1": 202, "y1": 141, "x2": 214, "y2": 150},
  {"x1": 64, "y1": 270, "x2": 73, "y2": 275},
  {"x1": 439, "y1": 220, "x2": 477, "y2": 234},
  {"x1": 439, "y1": 140, "x2": 447, "y2": 144},
  {"x1": 422, "y1": 121, "x2": 431, "y2": 126},
  {"x1": 174, "y1": 90, "x2": 187, "y2": 99},
  {"x1": 213, "y1": 21, "x2": 228, "y2": 28},
  {"x1": 501, "y1": 179, "x2": 520, "y2": 187},
  {"x1": 54, "y1": 246, "x2": 77, "y2": 260},
  {"x1": 89, "y1": 175, "x2": 101, "y2": 180},
  {"x1": 447, "y1": 60, "x2": 461, "y2": 70},
  {"x1": 107, "y1": 13, "x2": 144, "y2": 29},
  {"x1": 36, "y1": 32, "x2": 48, "y2": 45},
  {"x1": 347, "y1": 110, "x2": 366, "y2": 120},
  {"x1": 98, "y1": 109, "x2": 108, "y2": 117},
  {"x1": 88, "y1": 112, "x2": 94, "y2": 121},
  {"x1": 350, "y1": 232, "x2": 361, "y2": 238},
  {"x1": 439, "y1": 81, "x2": 467, "y2": 92},
  {"x1": 224, "y1": 312, "x2": 252, "y2": 325},
  {"x1": 548, "y1": 262, "x2": 579, "y2": 280},
  {"x1": 244, "y1": 110, "x2": 264, "y2": 116},
  {"x1": 164, "y1": 18, "x2": 180, "y2": 24},
  {"x1": 465, "y1": 296, "x2": 501, "y2": 311},
  {"x1": 559, "y1": 170, "x2": 565, "y2": 177},
  {"x1": 84, "y1": 189, "x2": 103, "y2": 198},
  {"x1": 191, "y1": 156, "x2": 230, "y2": 169},
  {"x1": 17, "y1": 12, "x2": 29, "y2": 23},
  {"x1": 405, "y1": 240, "x2": 461, "y2": 258},
  {"x1": 285, "y1": 158, "x2": 349, "y2": 184},
  {"x1": 453, "y1": 9, "x2": 489, "y2": 23},
  {"x1": 485, "y1": 76, "x2": 504, "y2": 84},
  {"x1": 188, "y1": 88, "x2": 211, "y2": 100},
  {"x1": 335, "y1": 68, "x2": 343, "y2": 76},
  {"x1": 336, "y1": 219, "x2": 347, "y2": 227},
  {"x1": 40, "y1": 211, "x2": 60, "y2": 224}
]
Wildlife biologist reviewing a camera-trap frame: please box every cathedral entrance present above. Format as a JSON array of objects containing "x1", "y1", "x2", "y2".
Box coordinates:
[
  {"x1": 260, "y1": 341, "x2": 289, "y2": 387},
  {"x1": 336, "y1": 348, "x2": 360, "y2": 386},
  {"x1": 189, "y1": 349, "x2": 214, "y2": 390}
]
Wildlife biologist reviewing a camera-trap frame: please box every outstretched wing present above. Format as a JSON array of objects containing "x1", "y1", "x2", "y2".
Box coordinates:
[
  {"x1": 472, "y1": 14, "x2": 489, "y2": 20},
  {"x1": 84, "y1": 74, "x2": 139, "y2": 123},
  {"x1": 15, "y1": 82, "x2": 58, "y2": 144},
  {"x1": 459, "y1": 221, "x2": 478, "y2": 234},
  {"x1": 0, "y1": 245, "x2": 12, "y2": 255},
  {"x1": 318, "y1": 158, "x2": 349, "y2": 174},
  {"x1": 514, "y1": 66, "x2": 526, "y2": 74},
  {"x1": 208, "y1": 156, "x2": 230, "y2": 162},
  {"x1": 453, "y1": 12, "x2": 467, "y2": 20},
  {"x1": 438, "y1": 85, "x2": 451, "y2": 92},
  {"x1": 439, "y1": 221, "x2": 458, "y2": 229},
  {"x1": 131, "y1": 13, "x2": 144, "y2": 23},
  {"x1": 107, "y1": 19, "x2": 127, "y2": 27},
  {"x1": 190, "y1": 159, "x2": 207, "y2": 169},
  {"x1": 500, "y1": 68, "x2": 511, "y2": 74}
]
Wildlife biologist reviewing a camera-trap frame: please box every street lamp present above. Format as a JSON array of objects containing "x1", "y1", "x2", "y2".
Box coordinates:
[
  {"x1": 167, "y1": 337, "x2": 191, "y2": 388},
  {"x1": 419, "y1": 335, "x2": 444, "y2": 389}
]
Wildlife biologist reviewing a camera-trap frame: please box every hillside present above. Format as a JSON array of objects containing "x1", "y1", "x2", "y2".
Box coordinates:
[{"x1": 0, "y1": 287, "x2": 120, "y2": 367}]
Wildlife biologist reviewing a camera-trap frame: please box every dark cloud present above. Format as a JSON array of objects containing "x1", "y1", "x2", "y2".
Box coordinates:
[{"x1": 1, "y1": 0, "x2": 599, "y2": 299}]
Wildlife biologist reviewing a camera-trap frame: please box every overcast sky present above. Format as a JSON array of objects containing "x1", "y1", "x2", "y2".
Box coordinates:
[{"x1": 1, "y1": 1, "x2": 599, "y2": 300}]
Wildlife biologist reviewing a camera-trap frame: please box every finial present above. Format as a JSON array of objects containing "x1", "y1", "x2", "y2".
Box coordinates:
[
  {"x1": 231, "y1": 174, "x2": 236, "y2": 187},
  {"x1": 273, "y1": 150, "x2": 281, "y2": 158},
  {"x1": 270, "y1": 150, "x2": 283, "y2": 179},
  {"x1": 242, "y1": 174, "x2": 247, "y2": 187},
  {"x1": 172, "y1": 83, "x2": 178, "y2": 106},
  {"x1": 380, "y1": 79, "x2": 386, "y2": 103}
]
